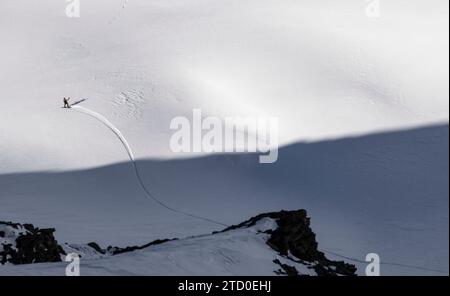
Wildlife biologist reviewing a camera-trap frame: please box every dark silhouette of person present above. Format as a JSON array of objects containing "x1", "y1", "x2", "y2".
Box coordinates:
[{"x1": 63, "y1": 97, "x2": 70, "y2": 108}]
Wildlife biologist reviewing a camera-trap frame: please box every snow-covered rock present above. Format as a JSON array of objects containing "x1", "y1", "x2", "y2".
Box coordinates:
[
  {"x1": 0, "y1": 210, "x2": 357, "y2": 276},
  {"x1": 0, "y1": 221, "x2": 65, "y2": 265}
]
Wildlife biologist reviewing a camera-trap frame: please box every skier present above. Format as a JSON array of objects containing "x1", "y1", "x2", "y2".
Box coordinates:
[{"x1": 63, "y1": 97, "x2": 71, "y2": 108}]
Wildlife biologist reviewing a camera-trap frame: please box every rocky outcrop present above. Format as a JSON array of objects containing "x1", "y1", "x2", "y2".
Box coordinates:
[
  {"x1": 0, "y1": 221, "x2": 65, "y2": 265},
  {"x1": 273, "y1": 259, "x2": 299, "y2": 276},
  {"x1": 1, "y1": 210, "x2": 357, "y2": 276},
  {"x1": 218, "y1": 209, "x2": 357, "y2": 276},
  {"x1": 106, "y1": 238, "x2": 177, "y2": 255}
]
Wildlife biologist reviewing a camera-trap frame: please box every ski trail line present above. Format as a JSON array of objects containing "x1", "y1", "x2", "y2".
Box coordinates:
[
  {"x1": 71, "y1": 105, "x2": 228, "y2": 227},
  {"x1": 69, "y1": 106, "x2": 438, "y2": 275}
]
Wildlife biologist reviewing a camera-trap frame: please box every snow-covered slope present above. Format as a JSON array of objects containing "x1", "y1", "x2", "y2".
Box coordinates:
[
  {"x1": 0, "y1": 0, "x2": 448, "y2": 172},
  {"x1": 1, "y1": 125, "x2": 448, "y2": 275},
  {"x1": 1, "y1": 211, "x2": 358, "y2": 276},
  {"x1": 1, "y1": 222, "x2": 300, "y2": 276},
  {"x1": 0, "y1": 0, "x2": 448, "y2": 276}
]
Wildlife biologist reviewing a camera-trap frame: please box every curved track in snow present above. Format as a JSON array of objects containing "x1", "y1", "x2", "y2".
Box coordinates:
[
  {"x1": 71, "y1": 105, "x2": 228, "y2": 227},
  {"x1": 70, "y1": 105, "x2": 444, "y2": 274}
]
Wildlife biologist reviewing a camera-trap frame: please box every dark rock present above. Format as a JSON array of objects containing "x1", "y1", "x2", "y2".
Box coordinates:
[
  {"x1": 266, "y1": 210, "x2": 318, "y2": 260},
  {"x1": 1, "y1": 210, "x2": 357, "y2": 276},
  {"x1": 218, "y1": 209, "x2": 357, "y2": 276},
  {"x1": 87, "y1": 242, "x2": 106, "y2": 254},
  {"x1": 107, "y1": 238, "x2": 177, "y2": 255},
  {"x1": 1, "y1": 221, "x2": 66, "y2": 265},
  {"x1": 273, "y1": 259, "x2": 299, "y2": 276}
]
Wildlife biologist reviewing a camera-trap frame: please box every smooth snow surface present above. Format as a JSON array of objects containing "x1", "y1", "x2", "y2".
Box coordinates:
[{"x1": 0, "y1": 0, "x2": 447, "y2": 173}]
